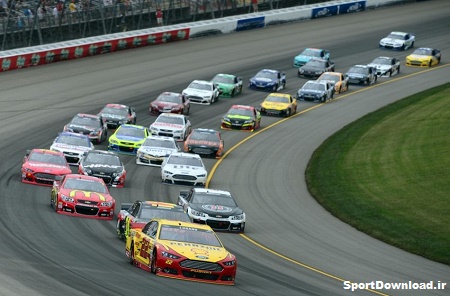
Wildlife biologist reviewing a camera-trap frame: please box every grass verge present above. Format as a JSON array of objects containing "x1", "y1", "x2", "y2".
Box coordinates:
[{"x1": 306, "y1": 83, "x2": 450, "y2": 265}]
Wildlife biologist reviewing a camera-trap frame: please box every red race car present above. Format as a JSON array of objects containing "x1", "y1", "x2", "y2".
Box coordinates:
[
  {"x1": 21, "y1": 149, "x2": 72, "y2": 186},
  {"x1": 50, "y1": 174, "x2": 115, "y2": 220},
  {"x1": 149, "y1": 92, "x2": 190, "y2": 115},
  {"x1": 116, "y1": 200, "x2": 191, "y2": 240}
]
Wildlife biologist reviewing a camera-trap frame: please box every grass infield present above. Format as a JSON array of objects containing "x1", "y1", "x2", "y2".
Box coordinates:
[{"x1": 306, "y1": 83, "x2": 450, "y2": 265}]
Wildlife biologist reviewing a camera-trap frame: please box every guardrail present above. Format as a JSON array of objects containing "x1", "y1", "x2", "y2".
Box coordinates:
[{"x1": 0, "y1": 0, "x2": 405, "y2": 72}]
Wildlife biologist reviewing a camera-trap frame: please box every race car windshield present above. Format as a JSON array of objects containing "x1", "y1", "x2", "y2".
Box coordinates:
[
  {"x1": 159, "y1": 225, "x2": 222, "y2": 247},
  {"x1": 29, "y1": 152, "x2": 66, "y2": 165},
  {"x1": 156, "y1": 94, "x2": 181, "y2": 103},
  {"x1": 387, "y1": 33, "x2": 405, "y2": 40},
  {"x1": 85, "y1": 153, "x2": 121, "y2": 166},
  {"x1": 189, "y1": 131, "x2": 218, "y2": 141},
  {"x1": 71, "y1": 116, "x2": 101, "y2": 127},
  {"x1": 101, "y1": 107, "x2": 127, "y2": 116},
  {"x1": 319, "y1": 74, "x2": 339, "y2": 82},
  {"x1": 305, "y1": 60, "x2": 325, "y2": 68},
  {"x1": 301, "y1": 49, "x2": 321, "y2": 57},
  {"x1": 167, "y1": 155, "x2": 203, "y2": 167},
  {"x1": 143, "y1": 138, "x2": 177, "y2": 149},
  {"x1": 371, "y1": 58, "x2": 391, "y2": 65},
  {"x1": 139, "y1": 208, "x2": 190, "y2": 222},
  {"x1": 228, "y1": 108, "x2": 253, "y2": 117},
  {"x1": 256, "y1": 71, "x2": 277, "y2": 79},
  {"x1": 191, "y1": 193, "x2": 237, "y2": 207},
  {"x1": 212, "y1": 75, "x2": 234, "y2": 84},
  {"x1": 117, "y1": 126, "x2": 145, "y2": 138},
  {"x1": 265, "y1": 95, "x2": 289, "y2": 103},
  {"x1": 348, "y1": 67, "x2": 367, "y2": 74},
  {"x1": 63, "y1": 178, "x2": 107, "y2": 193},
  {"x1": 304, "y1": 83, "x2": 325, "y2": 91},
  {"x1": 412, "y1": 48, "x2": 432, "y2": 55},
  {"x1": 56, "y1": 135, "x2": 90, "y2": 147},
  {"x1": 157, "y1": 116, "x2": 184, "y2": 125},
  {"x1": 188, "y1": 82, "x2": 212, "y2": 91}
]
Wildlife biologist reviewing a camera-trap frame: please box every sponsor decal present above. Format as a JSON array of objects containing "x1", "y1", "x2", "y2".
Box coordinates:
[
  {"x1": 312, "y1": 5, "x2": 338, "y2": 18},
  {"x1": 147, "y1": 34, "x2": 156, "y2": 44},
  {"x1": 190, "y1": 269, "x2": 212, "y2": 274},
  {"x1": 118, "y1": 39, "x2": 128, "y2": 49},
  {"x1": 31, "y1": 53, "x2": 40, "y2": 65},
  {"x1": 162, "y1": 32, "x2": 172, "y2": 43},
  {"x1": 236, "y1": 16, "x2": 265, "y2": 31},
  {"x1": 16, "y1": 56, "x2": 26, "y2": 68},
  {"x1": 177, "y1": 30, "x2": 187, "y2": 40},
  {"x1": 60, "y1": 49, "x2": 70, "y2": 60},
  {"x1": 69, "y1": 190, "x2": 106, "y2": 201},
  {"x1": 2, "y1": 58, "x2": 11, "y2": 71},
  {"x1": 202, "y1": 204, "x2": 233, "y2": 212},
  {"x1": 46, "y1": 51, "x2": 55, "y2": 63},
  {"x1": 133, "y1": 37, "x2": 142, "y2": 47},
  {"x1": 89, "y1": 44, "x2": 98, "y2": 56},
  {"x1": 75, "y1": 47, "x2": 84, "y2": 58}
]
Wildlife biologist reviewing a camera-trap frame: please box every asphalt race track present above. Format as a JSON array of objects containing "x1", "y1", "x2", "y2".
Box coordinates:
[{"x1": 0, "y1": 1, "x2": 449, "y2": 295}]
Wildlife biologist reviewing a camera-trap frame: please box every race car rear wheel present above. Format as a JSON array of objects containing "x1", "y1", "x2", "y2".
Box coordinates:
[
  {"x1": 231, "y1": 89, "x2": 235, "y2": 97},
  {"x1": 128, "y1": 242, "x2": 135, "y2": 264},
  {"x1": 272, "y1": 84, "x2": 278, "y2": 92},
  {"x1": 151, "y1": 250, "x2": 158, "y2": 274},
  {"x1": 320, "y1": 96, "x2": 326, "y2": 103},
  {"x1": 285, "y1": 109, "x2": 291, "y2": 117}
]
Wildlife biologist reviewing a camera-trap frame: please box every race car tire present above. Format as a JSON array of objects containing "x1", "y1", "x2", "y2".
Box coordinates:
[
  {"x1": 282, "y1": 82, "x2": 286, "y2": 89},
  {"x1": 428, "y1": 60, "x2": 432, "y2": 67},
  {"x1": 151, "y1": 250, "x2": 158, "y2": 274},
  {"x1": 272, "y1": 84, "x2": 278, "y2": 92},
  {"x1": 398, "y1": 66, "x2": 400, "y2": 73},
  {"x1": 285, "y1": 109, "x2": 291, "y2": 117},
  {"x1": 128, "y1": 243, "x2": 135, "y2": 264},
  {"x1": 388, "y1": 70, "x2": 392, "y2": 77},
  {"x1": 401, "y1": 44, "x2": 405, "y2": 50},
  {"x1": 117, "y1": 220, "x2": 125, "y2": 240},
  {"x1": 320, "y1": 96, "x2": 326, "y2": 103},
  {"x1": 411, "y1": 41, "x2": 414, "y2": 48},
  {"x1": 50, "y1": 195, "x2": 56, "y2": 210},
  {"x1": 337, "y1": 85, "x2": 342, "y2": 93},
  {"x1": 231, "y1": 90, "x2": 235, "y2": 97}
]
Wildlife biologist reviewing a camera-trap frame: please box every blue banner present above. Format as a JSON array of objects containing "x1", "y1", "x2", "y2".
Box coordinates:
[
  {"x1": 339, "y1": 1, "x2": 366, "y2": 14},
  {"x1": 312, "y1": 5, "x2": 338, "y2": 18},
  {"x1": 236, "y1": 16, "x2": 265, "y2": 31}
]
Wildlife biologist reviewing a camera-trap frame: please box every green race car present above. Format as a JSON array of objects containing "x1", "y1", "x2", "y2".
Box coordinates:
[
  {"x1": 108, "y1": 124, "x2": 150, "y2": 155},
  {"x1": 221, "y1": 105, "x2": 261, "y2": 132},
  {"x1": 211, "y1": 73, "x2": 243, "y2": 97}
]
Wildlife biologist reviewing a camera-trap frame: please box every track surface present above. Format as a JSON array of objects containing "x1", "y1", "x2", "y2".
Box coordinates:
[{"x1": 0, "y1": 2, "x2": 449, "y2": 295}]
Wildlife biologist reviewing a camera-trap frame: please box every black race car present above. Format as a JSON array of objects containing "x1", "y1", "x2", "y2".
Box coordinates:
[
  {"x1": 98, "y1": 103, "x2": 137, "y2": 129},
  {"x1": 184, "y1": 128, "x2": 224, "y2": 158},
  {"x1": 63, "y1": 113, "x2": 108, "y2": 144},
  {"x1": 345, "y1": 65, "x2": 377, "y2": 85},
  {"x1": 297, "y1": 58, "x2": 335, "y2": 78},
  {"x1": 78, "y1": 150, "x2": 126, "y2": 187}
]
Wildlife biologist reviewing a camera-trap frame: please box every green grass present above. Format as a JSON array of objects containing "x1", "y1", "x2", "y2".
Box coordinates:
[{"x1": 306, "y1": 83, "x2": 450, "y2": 265}]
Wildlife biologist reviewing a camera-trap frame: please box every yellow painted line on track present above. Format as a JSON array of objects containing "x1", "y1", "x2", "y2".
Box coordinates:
[{"x1": 205, "y1": 63, "x2": 449, "y2": 295}]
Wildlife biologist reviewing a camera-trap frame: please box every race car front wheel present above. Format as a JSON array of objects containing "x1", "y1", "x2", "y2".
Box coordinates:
[
  {"x1": 151, "y1": 250, "x2": 158, "y2": 274},
  {"x1": 128, "y1": 243, "x2": 135, "y2": 264}
]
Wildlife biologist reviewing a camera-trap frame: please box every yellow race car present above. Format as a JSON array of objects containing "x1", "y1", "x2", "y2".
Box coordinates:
[
  {"x1": 107, "y1": 124, "x2": 149, "y2": 155},
  {"x1": 126, "y1": 219, "x2": 237, "y2": 285},
  {"x1": 317, "y1": 72, "x2": 349, "y2": 94},
  {"x1": 259, "y1": 93, "x2": 297, "y2": 117},
  {"x1": 405, "y1": 47, "x2": 441, "y2": 67}
]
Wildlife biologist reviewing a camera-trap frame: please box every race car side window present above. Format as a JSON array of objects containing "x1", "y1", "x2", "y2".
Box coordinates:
[
  {"x1": 132, "y1": 203, "x2": 141, "y2": 216},
  {"x1": 142, "y1": 222, "x2": 151, "y2": 233},
  {"x1": 147, "y1": 221, "x2": 158, "y2": 238}
]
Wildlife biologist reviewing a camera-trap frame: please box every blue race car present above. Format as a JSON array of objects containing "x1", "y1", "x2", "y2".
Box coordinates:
[
  {"x1": 293, "y1": 48, "x2": 330, "y2": 67},
  {"x1": 249, "y1": 69, "x2": 286, "y2": 92}
]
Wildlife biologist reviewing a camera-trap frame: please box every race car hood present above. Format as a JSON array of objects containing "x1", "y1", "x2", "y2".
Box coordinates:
[
  {"x1": 367, "y1": 63, "x2": 390, "y2": 71},
  {"x1": 50, "y1": 143, "x2": 92, "y2": 153},
  {"x1": 346, "y1": 72, "x2": 366, "y2": 78},
  {"x1": 152, "y1": 101, "x2": 180, "y2": 109},
  {"x1": 261, "y1": 101, "x2": 290, "y2": 110},
  {"x1": 82, "y1": 163, "x2": 123, "y2": 174},
  {"x1": 224, "y1": 114, "x2": 252, "y2": 121},
  {"x1": 294, "y1": 54, "x2": 314, "y2": 63},
  {"x1": 101, "y1": 113, "x2": 127, "y2": 121},
  {"x1": 380, "y1": 38, "x2": 404, "y2": 45},
  {"x1": 59, "y1": 188, "x2": 114, "y2": 202},
  {"x1": 190, "y1": 204, "x2": 242, "y2": 217},
  {"x1": 162, "y1": 241, "x2": 230, "y2": 261},
  {"x1": 183, "y1": 88, "x2": 213, "y2": 97},
  {"x1": 163, "y1": 164, "x2": 206, "y2": 174},
  {"x1": 24, "y1": 161, "x2": 70, "y2": 173},
  {"x1": 151, "y1": 122, "x2": 184, "y2": 131},
  {"x1": 250, "y1": 77, "x2": 275, "y2": 84},
  {"x1": 216, "y1": 83, "x2": 234, "y2": 91},
  {"x1": 66, "y1": 124, "x2": 98, "y2": 133},
  {"x1": 407, "y1": 54, "x2": 430, "y2": 60},
  {"x1": 299, "y1": 89, "x2": 325, "y2": 95},
  {"x1": 186, "y1": 139, "x2": 220, "y2": 148},
  {"x1": 300, "y1": 65, "x2": 324, "y2": 72},
  {"x1": 138, "y1": 146, "x2": 177, "y2": 157}
]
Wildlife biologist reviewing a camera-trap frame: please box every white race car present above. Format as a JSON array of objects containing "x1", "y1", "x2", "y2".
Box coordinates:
[
  {"x1": 149, "y1": 113, "x2": 192, "y2": 141},
  {"x1": 182, "y1": 80, "x2": 221, "y2": 105},
  {"x1": 379, "y1": 31, "x2": 415, "y2": 50},
  {"x1": 161, "y1": 152, "x2": 207, "y2": 187},
  {"x1": 136, "y1": 135, "x2": 180, "y2": 167},
  {"x1": 367, "y1": 56, "x2": 401, "y2": 77},
  {"x1": 50, "y1": 132, "x2": 95, "y2": 165}
]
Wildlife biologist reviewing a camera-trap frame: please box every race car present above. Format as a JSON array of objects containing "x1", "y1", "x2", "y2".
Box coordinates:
[
  {"x1": 297, "y1": 58, "x2": 335, "y2": 78},
  {"x1": 136, "y1": 135, "x2": 180, "y2": 167},
  {"x1": 78, "y1": 150, "x2": 126, "y2": 187},
  {"x1": 259, "y1": 93, "x2": 297, "y2": 117},
  {"x1": 367, "y1": 56, "x2": 401, "y2": 76},
  {"x1": 98, "y1": 103, "x2": 137, "y2": 129},
  {"x1": 405, "y1": 47, "x2": 441, "y2": 67},
  {"x1": 379, "y1": 31, "x2": 415, "y2": 50},
  {"x1": 248, "y1": 69, "x2": 286, "y2": 92},
  {"x1": 345, "y1": 65, "x2": 377, "y2": 85},
  {"x1": 63, "y1": 113, "x2": 108, "y2": 144},
  {"x1": 149, "y1": 92, "x2": 190, "y2": 115},
  {"x1": 21, "y1": 149, "x2": 72, "y2": 186},
  {"x1": 50, "y1": 132, "x2": 95, "y2": 165},
  {"x1": 108, "y1": 124, "x2": 150, "y2": 155},
  {"x1": 293, "y1": 48, "x2": 330, "y2": 67},
  {"x1": 317, "y1": 72, "x2": 349, "y2": 94},
  {"x1": 211, "y1": 73, "x2": 243, "y2": 97},
  {"x1": 178, "y1": 188, "x2": 246, "y2": 232},
  {"x1": 149, "y1": 113, "x2": 192, "y2": 142},
  {"x1": 161, "y1": 152, "x2": 207, "y2": 187},
  {"x1": 50, "y1": 174, "x2": 115, "y2": 220},
  {"x1": 297, "y1": 80, "x2": 334, "y2": 103},
  {"x1": 125, "y1": 219, "x2": 237, "y2": 285},
  {"x1": 182, "y1": 80, "x2": 221, "y2": 105},
  {"x1": 221, "y1": 105, "x2": 261, "y2": 132},
  {"x1": 116, "y1": 201, "x2": 191, "y2": 240},
  {"x1": 184, "y1": 128, "x2": 224, "y2": 158}
]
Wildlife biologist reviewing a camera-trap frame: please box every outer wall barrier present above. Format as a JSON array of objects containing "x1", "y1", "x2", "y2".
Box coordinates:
[{"x1": 0, "y1": 0, "x2": 404, "y2": 72}]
